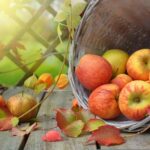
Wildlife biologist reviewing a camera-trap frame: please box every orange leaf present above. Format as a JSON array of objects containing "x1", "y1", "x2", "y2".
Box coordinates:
[
  {"x1": 55, "y1": 74, "x2": 69, "y2": 89},
  {"x1": 87, "y1": 125, "x2": 125, "y2": 146}
]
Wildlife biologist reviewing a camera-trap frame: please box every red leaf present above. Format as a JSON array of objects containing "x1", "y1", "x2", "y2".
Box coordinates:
[
  {"x1": 11, "y1": 122, "x2": 39, "y2": 136},
  {"x1": 42, "y1": 130, "x2": 63, "y2": 142},
  {"x1": 0, "y1": 105, "x2": 18, "y2": 131},
  {"x1": 0, "y1": 96, "x2": 6, "y2": 107},
  {"x1": 63, "y1": 120, "x2": 84, "y2": 137},
  {"x1": 87, "y1": 125, "x2": 125, "y2": 146},
  {"x1": 84, "y1": 119, "x2": 105, "y2": 132},
  {"x1": 56, "y1": 108, "x2": 76, "y2": 129}
]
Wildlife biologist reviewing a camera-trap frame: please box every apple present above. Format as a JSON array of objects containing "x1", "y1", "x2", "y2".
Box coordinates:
[
  {"x1": 102, "y1": 49, "x2": 129, "y2": 77},
  {"x1": 75, "y1": 54, "x2": 112, "y2": 90},
  {"x1": 127, "y1": 49, "x2": 150, "y2": 80},
  {"x1": 119, "y1": 80, "x2": 150, "y2": 121},
  {"x1": 111, "y1": 74, "x2": 132, "y2": 90},
  {"x1": 88, "y1": 84, "x2": 120, "y2": 119},
  {"x1": 7, "y1": 93, "x2": 38, "y2": 122}
]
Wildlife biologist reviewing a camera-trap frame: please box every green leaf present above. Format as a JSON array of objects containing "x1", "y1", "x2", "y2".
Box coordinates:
[
  {"x1": 34, "y1": 83, "x2": 46, "y2": 94},
  {"x1": 63, "y1": 120, "x2": 84, "y2": 137},
  {"x1": 57, "y1": 24, "x2": 63, "y2": 43},
  {"x1": 75, "y1": 109, "x2": 92, "y2": 123},
  {"x1": 0, "y1": 109, "x2": 6, "y2": 118},
  {"x1": 72, "y1": 2, "x2": 87, "y2": 16},
  {"x1": 24, "y1": 75, "x2": 38, "y2": 89},
  {"x1": 84, "y1": 119, "x2": 106, "y2": 132},
  {"x1": 55, "y1": 11, "x2": 67, "y2": 22},
  {"x1": 11, "y1": 117, "x2": 19, "y2": 127}
]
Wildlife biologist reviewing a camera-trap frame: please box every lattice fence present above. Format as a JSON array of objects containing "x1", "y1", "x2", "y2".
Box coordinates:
[{"x1": 0, "y1": 0, "x2": 68, "y2": 85}]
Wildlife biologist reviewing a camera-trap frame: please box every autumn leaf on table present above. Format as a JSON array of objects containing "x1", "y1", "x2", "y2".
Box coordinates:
[
  {"x1": 42, "y1": 130, "x2": 63, "y2": 142},
  {"x1": 63, "y1": 120, "x2": 84, "y2": 137},
  {"x1": 12, "y1": 122, "x2": 39, "y2": 136},
  {"x1": 0, "y1": 106, "x2": 19, "y2": 131},
  {"x1": 87, "y1": 125, "x2": 125, "y2": 146},
  {"x1": 56, "y1": 108, "x2": 76, "y2": 130},
  {"x1": 84, "y1": 119, "x2": 105, "y2": 133}
]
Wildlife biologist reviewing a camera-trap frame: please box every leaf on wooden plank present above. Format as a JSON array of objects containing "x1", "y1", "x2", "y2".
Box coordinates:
[
  {"x1": 12, "y1": 122, "x2": 39, "y2": 136},
  {"x1": 87, "y1": 125, "x2": 125, "y2": 146},
  {"x1": 84, "y1": 119, "x2": 105, "y2": 132},
  {"x1": 42, "y1": 130, "x2": 63, "y2": 142},
  {"x1": 24, "y1": 74, "x2": 38, "y2": 89},
  {"x1": 63, "y1": 120, "x2": 84, "y2": 137},
  {"x1": 75, "y1": 109, "x2": 92, "y2": 123},
  {"x1": 11, "y1": 117, "x2": 19, "y2": 127},
  {"x1": 56, "y1": 108, "x2": 76, "y2": 130}
]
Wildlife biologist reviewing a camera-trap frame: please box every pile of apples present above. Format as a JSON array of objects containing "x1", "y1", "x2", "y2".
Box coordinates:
[{"x1": 75, "y1": 49, "x2": 150, "y2": 121}]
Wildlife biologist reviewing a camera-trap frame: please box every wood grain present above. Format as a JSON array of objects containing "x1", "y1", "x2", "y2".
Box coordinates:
[
  {"x1": 24, "y1": 90, "x2": 97, "y2": 150},
  {"x1": 0, "y1": 132, "x2": 24, "y2": 150}
]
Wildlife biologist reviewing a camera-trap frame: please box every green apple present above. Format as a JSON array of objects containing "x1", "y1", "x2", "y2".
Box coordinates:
[{"x1": 103, "y1": 49, "x2": 129, "y2": 77}]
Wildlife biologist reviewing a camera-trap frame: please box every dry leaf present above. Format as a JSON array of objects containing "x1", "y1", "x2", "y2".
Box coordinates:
[{"x1": 87, "y1": 125, "x2": 125, "y2": 146}]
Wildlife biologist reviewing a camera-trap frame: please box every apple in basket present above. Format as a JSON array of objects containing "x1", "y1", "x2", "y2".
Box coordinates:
[
  {"x1": 119, "y1": 80, "x2": 150, "y2": 121},
  {"x1": 111, "y1": 74, "x2": 132, "y2": 90},
  {"x1": 88, "y1": 84, "x2": 121, "y2": 119},
  {"x1": 127, "y1": 49, "x2": 150, "y2": 80},
  {"x1": 102, "y1": 49, "x2": 129, "y2": 77},
  {"x1": 75, "y1": 54, "x2": 112, "y2": 90}
]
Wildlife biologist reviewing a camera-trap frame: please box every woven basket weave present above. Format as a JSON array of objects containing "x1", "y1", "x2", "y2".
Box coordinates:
[{"x1": 68, "y1": 0, "x2": 150, "y2": 132}]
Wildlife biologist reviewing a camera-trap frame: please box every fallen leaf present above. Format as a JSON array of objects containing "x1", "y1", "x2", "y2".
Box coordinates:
[
  {"x1": 12, "y1": 122, "x2": 39, "y2": 136},
  {"x1": 75, "y1": 109, "x2": 92, "y2": 123},
  {"x1": 0, "y1": 106, "x2": 17, "y2": 131},
  {"x1": 63, "y1": 120, "x2": 84, "y2": 137},
  {"x1": 56, "y1": 108, "x2": 76, "y2": 130},
  {"x1": 84, "y1": 119, "x2": 105, "y2": 132},
  {"x1": 87, "y1": 125, "x2": 125, "y2": 146},
  {"x1": 42, "y1": 130, "x2": 63, "y2": 142}
]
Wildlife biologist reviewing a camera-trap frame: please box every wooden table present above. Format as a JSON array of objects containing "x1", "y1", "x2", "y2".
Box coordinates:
[{"x1": 0, "y1": 89, "x2": 150, "y2": 150}]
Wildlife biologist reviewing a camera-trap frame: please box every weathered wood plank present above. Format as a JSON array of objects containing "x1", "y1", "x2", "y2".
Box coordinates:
[
  {"x1": 24, "y1": 90, "x2": 97, "y2": 150},
  {"x1": 101, "y1": 132, "x2": 150, "y2": 150},
  {"x1": 0, "y1": 132, "x2": 24, "y2": 150}
]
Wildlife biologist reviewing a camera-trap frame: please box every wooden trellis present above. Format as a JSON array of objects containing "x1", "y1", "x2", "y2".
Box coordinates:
[{"x1": 1, "y1": 0, "x2": 68, "y2": 85}]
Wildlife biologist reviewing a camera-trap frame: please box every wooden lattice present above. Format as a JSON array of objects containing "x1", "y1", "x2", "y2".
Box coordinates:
[{"x1": 1, "y1": 0, "x2": 68, "y2": 85}]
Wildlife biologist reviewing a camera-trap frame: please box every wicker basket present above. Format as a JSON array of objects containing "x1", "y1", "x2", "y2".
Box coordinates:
[{"x1": 68, "y1": 0, "x2": 150, "y2": 132}]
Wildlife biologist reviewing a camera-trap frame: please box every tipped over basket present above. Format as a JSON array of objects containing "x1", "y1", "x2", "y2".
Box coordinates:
[{"x1": 68, "y1": 0, "x2": 150, "y2": 132}]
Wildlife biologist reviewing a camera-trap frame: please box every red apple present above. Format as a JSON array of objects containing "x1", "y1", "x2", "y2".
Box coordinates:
[
  {"x1": 119, "y1": 80, "x2": 150, "y2": 121},
  {"x1": 88, "y1": 84, "x2": 120, "y2": 119},
  {"x1": 111, "y1": 74, "x2": 132, "y2": 90},
  {"x1": 127, "y1": 49, "x2": 150, "y2": 80},
  {"x1": 75, "y1": 54, "x2": 112, "y2": 90}
]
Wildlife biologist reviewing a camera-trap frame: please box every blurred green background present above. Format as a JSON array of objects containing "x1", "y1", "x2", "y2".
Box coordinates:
[{"x1": 0, "y1": 0, "x2": 68, "y2": 86}]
